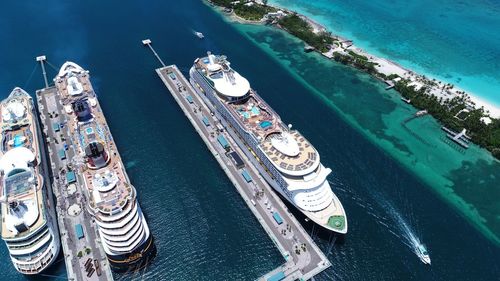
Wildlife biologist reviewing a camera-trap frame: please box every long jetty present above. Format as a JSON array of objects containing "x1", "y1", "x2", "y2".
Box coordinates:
[
  {"x1": 35, "y1": 57, "x2": 114, "y2": 281},
  {"x1": 143, "y1": 40, "x2": 331, "y2": 281}
]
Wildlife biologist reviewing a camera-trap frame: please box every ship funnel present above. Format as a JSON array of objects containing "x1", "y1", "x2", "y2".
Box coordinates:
[
  {"x1": 72, "y1": 99, "x2": 93, "y2": 122},
  {"x1": 10, "y1": 201, "x2": 27, "y2": 218},
  {"x1": 85, "y1": 142, "x2": 109, "y2": 169},
  {"x1": 207, "y1": 52, "x2": 216, "y2": 65}
]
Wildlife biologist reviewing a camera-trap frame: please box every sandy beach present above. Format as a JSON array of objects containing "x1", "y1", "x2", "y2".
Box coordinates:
[
  {"x1": 214, "y1": 0, "x2": 500, "y2": 118},
  {"x1": 263, "y1": 1, "x2": 500, "y2": 118}
]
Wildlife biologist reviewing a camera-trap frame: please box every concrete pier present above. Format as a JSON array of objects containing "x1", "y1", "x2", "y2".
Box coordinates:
[
  {"x1": 36, "y1": 86, "x2": 114, "y2": 281},
  {"x1": 155, "y1": 64, "x2": 331, "y2": 281}
]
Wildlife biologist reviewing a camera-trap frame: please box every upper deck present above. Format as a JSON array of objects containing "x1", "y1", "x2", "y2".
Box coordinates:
[
  {"x1": 194, "y1": 55, "x2": 320, "y2": 177},
  {"x1": 55, "y1": 62, "x2": 136, "y2": 218},
  {"x1": 0, "y1": 89, "x2": 46, "y2": 240}
]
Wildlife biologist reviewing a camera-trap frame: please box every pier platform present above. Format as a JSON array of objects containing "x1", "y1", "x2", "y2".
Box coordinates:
[
  {"x1": 156, "y1": 65, "x2": 331, "y2": 280},
  {"x1": 36, "y1": 86, "x2": 114, "y2": 281}
]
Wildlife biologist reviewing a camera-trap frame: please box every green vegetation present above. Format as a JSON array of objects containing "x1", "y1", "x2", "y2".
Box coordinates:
[
  {"x1": 332, "y1": 51, "x2": 377, "y2": 73},
  {"x1": 85, "y1": 247, "x2": 91, "y2": 255},
  {"x1": 234, "y1": 3, "x2": 276, "y2": 21},
  {"x1": 386, "y1": 73, "x2": 400, "y2": 80},
  {"x1": 395, "y1": 81, "x2": 500, "y2": 159},
  {"x1": 210, "y1": 0, "x2": 276, "y2": 21},
  {"x1": 278, "y1": 14, "x2": 333, "y2": 52},
  {"x1": 77, "y1": 251, "x2": 83, "y2": 258},
  {"x1": 210, "y1": 0, "x2": 500, "y2": 160}
]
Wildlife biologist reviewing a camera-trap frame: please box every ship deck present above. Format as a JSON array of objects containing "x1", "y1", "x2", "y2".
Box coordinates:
[
  {"x1": 195, "y1": 57, "x2": 321, "y2": 176},
  {"x1": 225, "y1": 90, "x2": 319, "y2": 175},
  {"x1": 0, "y1": 92, "x2": 47, "y2": 240},
  {"x1": 55, "y1": 72, "x2": 134, "y2": 216}
]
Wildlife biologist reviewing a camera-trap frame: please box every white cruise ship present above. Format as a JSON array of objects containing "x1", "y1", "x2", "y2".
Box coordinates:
[
  {"x1": 190, "y1": 53, "x2": 347, "y2": 234},
  {"x1": 54, "y1": 62, "x2": 156, "y2": 271},
  {"x1": 0, "y1": 88, "x2": 60, "y2": 274}
]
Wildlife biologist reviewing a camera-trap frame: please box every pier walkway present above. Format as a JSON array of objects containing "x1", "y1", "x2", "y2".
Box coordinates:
[
  {"x1": 36, "y1": 86, "x2": 114, "y2": 281},
  {"x1": 155, "y1": 64, "x2": 331, "y2": 281}
]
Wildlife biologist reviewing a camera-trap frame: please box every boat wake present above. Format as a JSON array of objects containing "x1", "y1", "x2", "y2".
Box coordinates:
[
  {"x1": 125, "y1": 160, "x2": 137, "y2": 169},
  {"x1": 331, "y1": 180, "x2": 430, "y2": 264}
]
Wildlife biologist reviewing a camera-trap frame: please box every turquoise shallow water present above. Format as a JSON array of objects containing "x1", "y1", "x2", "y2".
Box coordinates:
[{"x1": 270, "y1": 0, "x2": 500, "y2": 106}]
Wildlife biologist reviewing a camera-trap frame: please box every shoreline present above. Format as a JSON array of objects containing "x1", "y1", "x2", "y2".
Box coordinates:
[
  {"x1": 216, "y1": 0, "x2": 500, "y2": 118},
  {"x1": 207, "y1": 0, "x2": 500, "y2": 160},
  {"x1": 263, "y1": 1, "x2": 500, "y2": 118}
]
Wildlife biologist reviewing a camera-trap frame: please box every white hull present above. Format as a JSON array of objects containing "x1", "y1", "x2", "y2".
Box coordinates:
[
  {"x1": 190, "y1": 75, "x2": 347, "y2": 234},
  {"x1": 2, "y1": 88, "x2": 61, "y2": 275},
  {"x1": 10, "y1": 226, "x2": 61, "y2": 275}
]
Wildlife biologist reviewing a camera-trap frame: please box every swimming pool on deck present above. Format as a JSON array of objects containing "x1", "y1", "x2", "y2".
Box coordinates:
[{"x1": 260, "y1": 120, "x2": 272, "y2": 129}]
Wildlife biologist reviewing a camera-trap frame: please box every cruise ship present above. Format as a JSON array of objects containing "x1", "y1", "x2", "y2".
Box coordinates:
[
  {"x1": 0, "y1": 88, "x2": 60, "y2": 274},
  {"x1": 190, "y1": 53, "x2": 347, "y2": 234},
  {"x1": 54, "y1": 62, "x2": 156, "y2": 272}
]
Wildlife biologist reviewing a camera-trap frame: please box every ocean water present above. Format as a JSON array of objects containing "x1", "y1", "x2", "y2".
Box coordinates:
[
  {"x1": 0, "y1": 0, "x2": 499, "y2": 280},
  {"x1": 232, "y1": 22, "x2": 500, "y2": 244},
  {"x1": 269, "y1": 0, "x2": 500, "y2": 107}
]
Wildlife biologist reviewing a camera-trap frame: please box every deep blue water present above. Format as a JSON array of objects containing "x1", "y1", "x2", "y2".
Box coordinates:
[
  {"x1": 270, "y1": 0, "x2": 500, "y2": 106},
  {"x1": 0, "y1": 0, "x2": 499, "y2": 280}
]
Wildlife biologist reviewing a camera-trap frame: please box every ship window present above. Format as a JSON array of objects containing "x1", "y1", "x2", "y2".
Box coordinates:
[{"x1": 7, "y1": 168, "x2": 26, "y2": 177}]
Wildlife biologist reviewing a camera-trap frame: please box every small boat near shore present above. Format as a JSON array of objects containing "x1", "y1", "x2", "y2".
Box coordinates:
[
  {"x1": 401, "y1": 97, "x2": 411, "y2": 103},
  {"x1": 304, "y1": 45, "x2": 315, "y2": 52}
]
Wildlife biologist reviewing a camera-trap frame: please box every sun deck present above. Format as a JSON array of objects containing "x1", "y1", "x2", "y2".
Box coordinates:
[
  {"x1": 0, "y1": 90, "x2": 47, "y2": 240},
  {"x1": 225, "y1": 91, "x2": 320, "y2": 175},
  {"x1": 227, "y1": 94, "x2": 281, "y2": 139},
  {"x1": 55, "y1": 63, "x2": 135, "y2": 218},
  {"x1": 261, "y1": 131, "x2": 318, "y2": 174},
  {"x1": 195, "y1": 54, "x2": 321, "y2": 176}
]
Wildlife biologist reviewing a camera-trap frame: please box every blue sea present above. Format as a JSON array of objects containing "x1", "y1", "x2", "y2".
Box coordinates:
[
  {"x1": 270, "y1": 0, "x2": 500, "y2": 106},
  {"x1": 0, "y1": 0, "x2": 499, "y2": 280}
]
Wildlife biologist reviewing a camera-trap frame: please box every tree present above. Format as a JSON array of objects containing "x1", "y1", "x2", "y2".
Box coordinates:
[{"x1": 262, "y1": 0, "x2": 268, "y2": 6}]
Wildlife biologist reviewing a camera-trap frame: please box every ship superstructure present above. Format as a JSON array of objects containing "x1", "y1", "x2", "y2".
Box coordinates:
[
  {"x1": 0, "y1": 88, "x2": 60, "y2": 274},
  {"x1": 54, "y1": 62, "x2": 155, "y2": 271},
  {"x1": 190, "y1": 53, "x2": 347, "y2": 233}
]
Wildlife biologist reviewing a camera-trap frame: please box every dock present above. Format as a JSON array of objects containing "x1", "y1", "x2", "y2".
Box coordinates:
[
  {"x1": 402, "y1": 110, "x2": 428, "y2": 124},
  {"x1": 145, "y1": 40, "x2": 331, "y2": 280},
  {"x1": 442, "y1": 127, "x2": 470, "y2": 149},
  {"x1": 36, "y1": 83, "x2": 114, "y2": 281}
]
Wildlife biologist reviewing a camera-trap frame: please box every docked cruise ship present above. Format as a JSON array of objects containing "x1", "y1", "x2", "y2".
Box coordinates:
[
  {"x1": 54, "y1": 62, "x2": 155, "y2": 271},
  {"x1": 190, "y1": 53, "x2": 347, "y2": 234},
  {"x1": 0, "y1": 88, "x2": 60, "y2": 274}
]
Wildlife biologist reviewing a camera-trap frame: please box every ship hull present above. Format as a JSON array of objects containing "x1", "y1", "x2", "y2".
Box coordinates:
[
  {"x1": 10, "y1": 227, "x2": 61, "y2": 275},
  {"x1": 106, "y1": 234, "x2": 156, "y2": 273}
]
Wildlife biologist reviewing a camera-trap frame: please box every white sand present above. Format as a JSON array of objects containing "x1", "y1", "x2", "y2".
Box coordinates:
[
  {"x1": 356, "y1": 48, "x2": 500, "y2": 118},
  {"x1": 264, "y1": 3, "x2": 500, "y2": 119},
  {"x1": 466, "y1": 92, "x2": 500, "y2": 118}
]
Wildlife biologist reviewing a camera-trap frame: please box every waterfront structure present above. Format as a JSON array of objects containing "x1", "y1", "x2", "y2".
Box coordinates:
[
  {"x1": 0, "y1": 88, "x2": 60, "y2": 274},
  {"x1": 189, "y1": 53, "x2": 347, "y2": 234},
  {"x1": 54, "y1": 62, "x2": 155, "y2": 272},
  {"x1": 154, "y1": 63, "x2": 331, "y2": 280}
]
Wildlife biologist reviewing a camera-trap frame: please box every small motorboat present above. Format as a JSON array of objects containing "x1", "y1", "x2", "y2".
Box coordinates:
[
  {"x1": 416, "y1": 243, "x2": 431, "y2": 265},
  {"x1": 194, "y1": 31, "x2": 204, "y2": 39}
]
